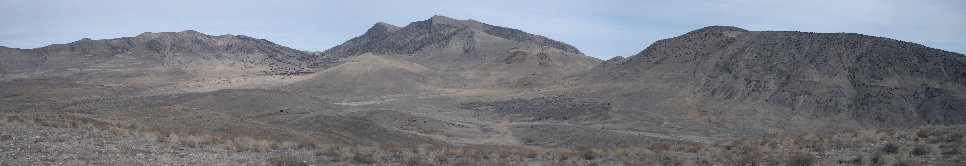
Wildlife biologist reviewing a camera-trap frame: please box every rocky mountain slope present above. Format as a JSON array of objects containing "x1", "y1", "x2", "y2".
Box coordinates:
[
  {"x1": 1, "y1": 30, "x2": 327, "y2": 74},
  {"x1": 0, "y1": 30, "x2": 329, "y2": 99},
  {"x1": 574, "y1": 26, "x2": 966, "y2": 135},
  {"x1": 290, "y1": 16, "x2": 601, "y2": 98}
]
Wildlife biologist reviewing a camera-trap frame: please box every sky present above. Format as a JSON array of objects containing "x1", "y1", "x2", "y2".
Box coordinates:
[{"x1": 1, "y1": 0, "x2": 964, "y2": 60}]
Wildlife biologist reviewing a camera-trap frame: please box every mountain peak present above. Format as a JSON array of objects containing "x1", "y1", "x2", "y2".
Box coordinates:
[
  {"x1": 325, "y1": 15, "x2": 587, "y2": 58},
  {"x1": 429, "y1": 15, "x2": 456, "y2": 22},
  {"x1": 681, "y1": 26, "x2": 748, "y2": 38},
  {"x1": 371, "y1": 22, "x2": 401, "y2": 33},
  {"x1": 134, "y1": 30, "x2": 211, "y2": 39},
  {"x1": 426, "y1": 15, "x2": 474, "y2": 27},
  {"x1": 375, "y1": 22, "x2": 399, "y2": 28},
  {"x1": 696, "y1": 26, "x2": 747, "y2": 32},
  {"x1": 177, "y1": 30, "x2": 206, "y2": 36}
]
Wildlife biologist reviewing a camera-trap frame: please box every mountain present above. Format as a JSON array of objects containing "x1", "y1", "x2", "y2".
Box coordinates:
[
  {"x1": 2, "y1": 30, "x2": 326, "y2": 73},
  {"x1": 323, "y1": 16, "x2": 584, "y2": 60},
  {"x1": 3, "y1": 16, "x2": 966, "y2": 153},
  {"x1": 300, "y1": 16, "x2": 601, "y2": 97},
  {"x1": 575, "y1": 26, "x2": 966, "y2": 135},
  {"x1": 0, "y1": 30, "x2": 328, "y2": 99}
]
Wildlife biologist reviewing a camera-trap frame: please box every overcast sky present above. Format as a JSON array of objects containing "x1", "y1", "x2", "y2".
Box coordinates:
[{"x1": 1, "y1": 0, "x2": 963, "y2": 59}]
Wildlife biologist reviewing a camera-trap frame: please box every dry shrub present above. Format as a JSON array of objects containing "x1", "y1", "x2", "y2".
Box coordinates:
[
  {"x1": 404, "y1": 155, "x2": 429, "y2": 166},
  {"x1": 471, "y1": 147, "x2": 490, "y2": 159},
  {"x1": 731, "y1": 139, "x2": 746, "y2": 146},
  {"x1": 150, "y1": 127, "x2": 172, "y2": 142},
  {"x1": 792, "y1": 135, "x2": 807, "y2": 146},
  {"x1": 739, "y1": 151, "x2": 763, "y2": 165},
  {"x1": 817, "y1": 132, "x2": 834, "y2": 142},
  {"x1": 254, "y1": 139, "x2": 273, "y2": 151},
  {"x1": 179, "y1": 134, "x2": 215, "y2": 148},
  {"x1": 215, "y1": 133, "x2": 235, "y2": 143},
  {"x1": 942, "y1": 144, "x2": 961, "y2": 155},
  {"x1": 916, "y1": 129, "x2": 931, "y2": 138},
  {"x1": 39, "y1": 120, "x2": 53, "y2": 127},
  {"x1": 786, "y1": 152, "x2": 816, "y2": 166},
  {"x1": 829, "y1": 138, "x2": 844, "y2": 149},
  {"x1": 871, "y1": 151, "x2": 887, "y2": 164},
  {"x1": 26, "y1": 118, "x2": 38, "y2": 125},
  {"x1": 329, "y1": 151, "x2": 343, "y2": 161},
  {"x1": 713, "y1": 140, "x2": 729, "y2": 147},
  {"x1": 498, "y1": 155, "x2": 510, "y2": 166},
  {"x1": 805, "y1": 140, "x2": 825, "y2": 153},
  {"x1": 150, "y1": 133, "x2": 167, "y2": 143},
  {"x1": 293, "y1": 140, "x2": 316, "y2": 149},
  {"x1": 911, "y1": 144, "x2": 929, "y2": 156},
  {"x1": 230, "y1": 140, "x2": 246, "y2": 152},
  {"x1": 440, "y1": 147, "x2": 453, "y2": 161},
  {"x1": 737, "y1": 143, "x2": 763, "y2": 165},
  {"x1": 841, "y1": 128, "x2": 859, "y2": 137},
  {"x1": 124, "y1": 124, "x2": 138, "y2": 130},
  {"x1": 684, "y1": 142, "x2": 705, "y2": 153},
  {"x1": 946, "y1": 133, "x2": 964, "y2": 143},
  {"x1": 379, "y1": 144, "x2": 399, "y2": 153},
  {"x1": 648, "y1": 144, "x2": 670, "y2": 152},
  {"x1": 614, "y1": 147, "x2": 629, "y2": 160},
  {"x1": 269, "y1": 153, "x2": 307, "y2": 166},
  {"x1": 5, "y1": 115, "x2": 24, "y2": 122},
  {"x1": 894, "y1": 159, "x2": 923, "y2": 166},
  {"x1": 494, "y1": 148, "x2": 511, "y2": 159},
  {"x1": 666, "y1": 156, "x2": 685, "y2": 166},
  {"x1": 738, "y1": 143, "x2": 759, "y2": 154},
  {"x1": 423, "y1": 145, "x2": 440, "y2": 153},
  {"x1": 881, "y1": 142, "x2": 899, "y2": 154},
  {"x1": 352, "y1": 153, "x2": 376, "y2": 164},
  {"x1": 323, "y1": 144, "x2": 343, "y2": 161},
  {"x1": 270, "y1": 141, "x2": 281, "y2": 149},
  {"x1": 555, "y1": 150, "x2": 571, "y2": 161},
  {"x1": 92, "y1": 121, "x2": 111, "y2": 130},
  {"x1": 758, "y1": 137, "x2": 775, "y2": 146},
  {"x1": 408, "y1": 146, "x2": 419, "y2": 154},
  {"x1": 876, "y1": 127, "x2": 895, "y2": 134},
  {"x1": 523, "y1": 148, "x2": 539, "y2": 158},
  {"x1": 576, "y1": 146, "x2": 597, "y2": 160},
  {"x1": 68, "y1": 120, "x2": 82, "y2": 128}
]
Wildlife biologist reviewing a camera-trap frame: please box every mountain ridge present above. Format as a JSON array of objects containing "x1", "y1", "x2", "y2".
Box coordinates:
[
  {"x1": 292, "y1": 16, "x2": 601, "y2": 97},
  {"x1": 573, "y1": 25, "x2": 966, "y2": 135},
  {"x1": 2, "y1": 17, "x2": 965, "y2": 152},
  {"x1": 322, "y1": 15, "x2": 585, "y2": 59}
]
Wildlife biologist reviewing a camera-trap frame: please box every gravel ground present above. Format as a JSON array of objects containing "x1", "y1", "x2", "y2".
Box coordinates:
[{"x1": 0, "y1": 121, "x2": 288, "y2": 165}]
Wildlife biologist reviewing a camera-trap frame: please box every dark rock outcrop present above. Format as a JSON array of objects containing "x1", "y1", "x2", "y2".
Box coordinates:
[{"x1": 582, "y1": 26, "x2": 966, "y2": 134}]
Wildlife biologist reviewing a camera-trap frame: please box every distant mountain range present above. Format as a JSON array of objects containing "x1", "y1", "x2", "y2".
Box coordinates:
[{"x1": 1, "y1": 15, "x2": 964, "y2": 146}]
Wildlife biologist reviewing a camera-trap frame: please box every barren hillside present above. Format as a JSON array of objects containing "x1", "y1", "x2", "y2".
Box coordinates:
[{"x1": 1, "y1": 16, "x2": 964, "y2": 165}]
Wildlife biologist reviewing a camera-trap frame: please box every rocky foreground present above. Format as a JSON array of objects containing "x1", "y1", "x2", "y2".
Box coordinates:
[{"x1": 1, "y1": 115, "x2": 962, "y2": 165}]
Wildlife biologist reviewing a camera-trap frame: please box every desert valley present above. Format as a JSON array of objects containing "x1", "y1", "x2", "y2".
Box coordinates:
[{"x1": 1, "y1": 15, "x2": 964, "y2": 165}]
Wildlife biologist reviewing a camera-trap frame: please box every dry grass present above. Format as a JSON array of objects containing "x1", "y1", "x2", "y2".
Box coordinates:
[
  {"x1": 786, "y1": 152, "x2": 816, "y2": 166},
  {"x1": 575, "y1": 146, "x2": 597, "y2": 160},
  {"x1": 912, "y1": 144, "x2": 930, "y2": 156},
  {"x1": 268, "y1": 153, "x2": 308, "y2": 166},
  {"x1": 3, "y1": 114, "x2": 964, "y2": 165}
]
